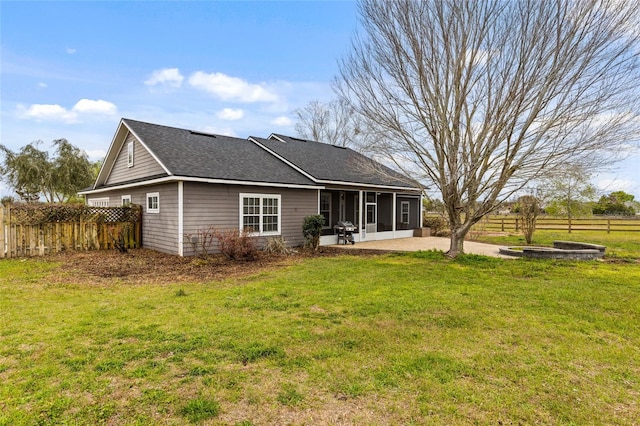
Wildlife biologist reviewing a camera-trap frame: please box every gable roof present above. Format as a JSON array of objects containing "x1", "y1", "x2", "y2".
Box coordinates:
[
  {"x1": 251, "y1": 134, "x2": 419, "y2": 190},
  {"x1": 92, "y1": 119, "x2": 318, "y2": 189},
  {"x1": 87, "y1": 118, "x2": 420, "y2": 193}
]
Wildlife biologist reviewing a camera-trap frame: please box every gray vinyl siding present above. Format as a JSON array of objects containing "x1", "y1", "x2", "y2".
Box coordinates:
[
  {"x1": 85, "y1": 183, "x2": 179, "y2": 255},
  {"x1": 106, "y1": 133, "x2": 166, "y2": 186},
  {"x1": 182, "y1": 182, "x2": 318, "y2": 256}
]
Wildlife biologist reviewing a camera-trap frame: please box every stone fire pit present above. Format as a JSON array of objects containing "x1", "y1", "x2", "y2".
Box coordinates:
[{"x1": 499, "y1": 241, "x2": 606, "y2": 260}]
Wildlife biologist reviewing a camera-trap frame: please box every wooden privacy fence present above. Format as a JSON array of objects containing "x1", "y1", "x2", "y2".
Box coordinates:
[
  {"x1": 476, "y1": 215, "x2": 640, "y2": 233},
  {"x1": 0, "y1": 203, "x2": 142, "y2": 258}
]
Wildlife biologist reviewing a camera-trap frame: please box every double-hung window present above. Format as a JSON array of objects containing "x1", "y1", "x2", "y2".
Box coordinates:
[
  {"x1": 240, "y1": 193, "x2": 281, "y2": 236},
  {"x1": 146, "y1": 192, "x2": 159, "y2": 213},
  {"x1": 400, "y1": 201, "x2": 410, "y2": 224}
]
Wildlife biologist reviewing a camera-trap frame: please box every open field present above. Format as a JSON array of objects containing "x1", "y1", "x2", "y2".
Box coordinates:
[{"x1": 1, "y1": 249, "x2": 639, "y2": 425}]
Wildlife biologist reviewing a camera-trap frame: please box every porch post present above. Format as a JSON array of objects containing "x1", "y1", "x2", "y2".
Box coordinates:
[
  {"x1": 392, "y1": 192, "x2": 397, "y2": 238},
  {"x1": 420, "y1": 191, "x2": 424, "y2": 228},
  {"x1": 359, "y1": 190, "x2": 364, "y2": 240}
]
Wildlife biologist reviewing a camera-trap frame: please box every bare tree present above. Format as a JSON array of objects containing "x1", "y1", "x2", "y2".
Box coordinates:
[
  {"x1": 294, "y1": 98, "x2": 371, "y2": 149},
  {"x1": 337, "y1": 0, "x2": 640, "y2": 257}
]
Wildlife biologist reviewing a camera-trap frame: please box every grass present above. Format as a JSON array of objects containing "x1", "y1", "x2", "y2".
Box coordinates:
[
  {"x1": 472, "y1": 229, "x2": 640, "y2": 259},
  {"x1": 1, "y1": 251, "x2": 640, "y2": 424}
]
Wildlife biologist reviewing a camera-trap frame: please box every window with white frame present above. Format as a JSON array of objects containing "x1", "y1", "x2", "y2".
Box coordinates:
[
  {"x1": 320, "y1": 192, "x2": 331, "y2": 228},
  {"x1": 127, "y1": 141, "x2": 134, "y2": 167},
  {"x1": 88, "y1": 197, "x2": 109, "y2": 207},
  {"x1": 240, "y1": 193, "x2": 281, "y2": 236},
  {"x1": 401, "y1": 201, "x2": 410, "y2": 224},
  {"x1": 146, "y1": 192, "x2": 159, "y2": 213},
  {"x1": 121, "y1": 195, "x2": 132, "y2": 206}
]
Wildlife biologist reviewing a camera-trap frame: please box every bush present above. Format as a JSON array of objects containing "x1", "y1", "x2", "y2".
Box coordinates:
[
  {"x1": 303, "y1": 215, "x2": 325, "y2": 250},
  {"x1": 264, "y1": 236, "x2": 296, "y2": 255},
  {"x1": 214, "y1": 228, "x2": 258, "y2": 261},
  {"x1": 423, "y1": 215, "x2": 448, "y2": 236}
]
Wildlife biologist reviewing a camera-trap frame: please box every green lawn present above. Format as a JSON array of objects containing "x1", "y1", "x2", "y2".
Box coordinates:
[{"x1": 1, "y1": 251, "x2": 639, "y2": 425}]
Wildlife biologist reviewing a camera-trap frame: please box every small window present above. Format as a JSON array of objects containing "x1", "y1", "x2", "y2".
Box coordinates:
[
  {"x1": 240, "y1": 193, "x2": 281, "y2": 236},
  {"x1": 401, "y1": 201, "x2": 410, "y2": 224},
  {"x1": 127, "y1": 141, "x2": 134, "y2": 167},
  {"x1": 146, "y1": 192, "x2": 159, "y2": 213},
  {"x1": 121, "y1": 195, "x2": 132, "y2": 206},
  {"x1": 88, "y1": 197, "x2": 109, "y2": 207}
]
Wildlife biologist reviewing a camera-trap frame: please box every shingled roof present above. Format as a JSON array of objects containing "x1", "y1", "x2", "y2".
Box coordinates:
[
  {"x1": 121, "y1": 119, "x2": 317, "y2": 187},
  {"x1": 251, "y1": 134, "x2": 418, "y2": 189}
]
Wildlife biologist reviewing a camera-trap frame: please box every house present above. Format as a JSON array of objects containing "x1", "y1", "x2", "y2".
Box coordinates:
[{"x1": 79, "y1": 118, "x2": 422, "y2": 256}]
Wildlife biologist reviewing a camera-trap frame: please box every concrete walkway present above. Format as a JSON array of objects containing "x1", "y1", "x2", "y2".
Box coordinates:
[{"x1": 332, "y1": 237, "x2": 512, "y2": 258}]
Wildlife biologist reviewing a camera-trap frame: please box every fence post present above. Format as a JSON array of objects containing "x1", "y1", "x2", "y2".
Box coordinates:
[
  {"x1": 568, "y1": 218, "x2": 572, "y2": 234},
  {"x1": 607, "y1": 219, "x2": 611, "y2": 234},
  {"x1": 501, "y1": 218, "x2": 505, "y2": 232},
  {"x1": 0, "y1": 204, "x2": 4, "y2": 259},
  {"x1": 515, "y1": 218, "x2": 519, "y2": 232}
]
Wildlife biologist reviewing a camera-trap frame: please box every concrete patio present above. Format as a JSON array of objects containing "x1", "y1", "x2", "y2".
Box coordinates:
[{"x1": 332, "y1": 236, "x2": 512, "y2": 258}]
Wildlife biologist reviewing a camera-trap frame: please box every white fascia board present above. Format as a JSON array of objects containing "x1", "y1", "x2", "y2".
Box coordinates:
[
  {"x1": 78, "y1": 176, "x2": 324, "y2": 195},
  {"x1": 318, "y1": 179, "x2": 422, "y2": 192},
  {"x1": 94, "y1": 119, "x2": 127, "y2": 188},
  {"x1": 248, "y1": 137, "x2": 319, "y2": 183}
]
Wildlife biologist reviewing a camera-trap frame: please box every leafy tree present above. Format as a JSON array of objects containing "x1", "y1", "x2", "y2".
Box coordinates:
[
  {"x1": 336, "y1": 0, "x2": 640, "y2": 257},
  {"x1": 0, "y1": 142, "x2": 51, "y2": 202},
  {"x1": 0, "y1": 139, "x2": 94, "y2": 203},
  {"x1": 593, "y1": 191, "x2": 636, "y2": 216},
  {"x1": 541, "y1": 169, "x2": 596, "y2": 220}
]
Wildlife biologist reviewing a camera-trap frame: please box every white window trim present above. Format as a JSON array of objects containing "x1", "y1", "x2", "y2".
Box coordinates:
[
  {"x1": 320, "y1": 192, "x2": 332, "y2": 229},
  {"x1": 401, "y1": 201, "x2": 410, "y2": 224},
  {"x1": 239, "y1": 193, "x2": 281, "y2": 236},
  {"x1": 121, "y1": 195, "x2": 132, "y2": 206},
  {"x1": 146, "y1": 192, "x2": 159, "y2": 214},
  {"x1": 88, "y1": 197, "x2": 109, "y2": 207},
  {"x1": 127, "y1": 141, "x2": 134, "y2": 168}
]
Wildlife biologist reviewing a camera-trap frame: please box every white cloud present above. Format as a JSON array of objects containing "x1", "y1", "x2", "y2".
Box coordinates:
[
  {"x1": 38, "y1": 82, "x2": 47, "y2": 88},
  {"x1": 66, "y1": 47, "x2": 76, "y2": 54},
  {"x1": 85, "y1": 149, "x2": 107, "y2": 160},
  {"x1": 216, "y1": 108, "x2": 244, "y2": 121},
  {"x1": 72, "y1": 99, "x2": 117, "y2": 115},
  {"x1": 271, "y1": 116, "x2": 292, "y2": 126},
  {"x1": 19, "y1": 104, "x2": 78, "y2": 123},
  {"x1": 18, "y1": 99, "x2": 118, "y2": 123},
  {"x1": 596, "y1": 177, "x2": 634, "y2": 193},
  {"x1": 145, "y1": 68, "x2": 184, "y2": 88},
  {"x1": 188, "y1": 71, "x2": 278, "y2": 103}
]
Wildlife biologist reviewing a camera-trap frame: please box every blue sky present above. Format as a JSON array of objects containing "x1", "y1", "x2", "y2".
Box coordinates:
[{"x1": 1, "y1": 1, "x2": 639, "y2": 199}]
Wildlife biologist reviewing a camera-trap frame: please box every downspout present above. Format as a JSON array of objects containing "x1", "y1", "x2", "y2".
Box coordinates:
[{"x1": 178, "y1": 181, "x2": 184, "y2": 256}]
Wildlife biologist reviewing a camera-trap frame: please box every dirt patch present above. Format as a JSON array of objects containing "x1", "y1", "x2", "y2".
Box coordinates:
[{"x1": 40, "y1": 247, "x2": 389, "y2": 285}]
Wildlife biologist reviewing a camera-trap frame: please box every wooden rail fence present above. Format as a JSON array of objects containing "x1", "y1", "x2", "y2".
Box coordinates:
[
  {"x1": 0, "y1": 203, "x2": 142, "y2": 258},
  {"x1": 475, "y1": 215, "x2": 640, "y2": 233}
]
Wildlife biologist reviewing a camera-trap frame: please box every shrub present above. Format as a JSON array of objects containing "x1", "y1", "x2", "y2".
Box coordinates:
[
  {"x1": 184, "y1": 226, "x2": 216, "y2": 258},
  {"x1": 303, "y1": 215, "x2": 325, "y2": 250},
  {"x1": 423, "y1": 215, "x2": 448, "y2": 236},
  {"x1": 213, "y1": 228, "x2": 258, "y2": 261},
  {"x1": 264, "y1": 236, "x2": 296, "y2": 255}
]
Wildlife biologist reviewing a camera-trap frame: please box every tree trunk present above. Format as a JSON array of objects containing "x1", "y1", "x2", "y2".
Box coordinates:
[{"x1": 447, "y1": 228, "x2": 468, "y2": 258}]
